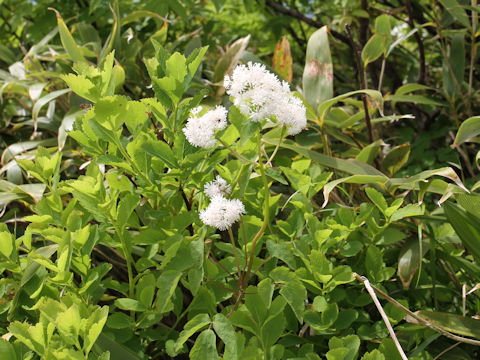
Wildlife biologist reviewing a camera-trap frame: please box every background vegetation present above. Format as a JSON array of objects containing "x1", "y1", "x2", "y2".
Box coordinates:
[{"x1": 0, "y1": 0, "x2": 480, "y2": 359}]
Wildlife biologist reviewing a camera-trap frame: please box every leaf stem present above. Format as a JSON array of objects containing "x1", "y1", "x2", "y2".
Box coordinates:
[
  {"x1": 267, "y1": 125, "x2": 286, "y2": 166},
  {"x1": 245, "y1": 134, "x2": 270, "y2": 282},
  {"x1": 228, "y1": 227, "x2": 243, "y2": 288}
]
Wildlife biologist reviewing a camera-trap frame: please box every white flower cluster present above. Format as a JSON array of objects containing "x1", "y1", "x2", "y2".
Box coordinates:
[
  {"x1": 200, "y1": 176, "x2": 245, "y2": 231},
  {"x1": 224, "y1": 62, "x2": 307, "y2": 135},
  {"x1": 182, "y1": 106, "x2": 228, "y2": 148},
  {"x1": 204, "y1": 175, "x2": 231, "y2": 198}
]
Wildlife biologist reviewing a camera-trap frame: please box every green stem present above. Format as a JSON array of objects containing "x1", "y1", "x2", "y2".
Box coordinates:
[
  {"x1": 267, "y1": 125, "x2": 285, "y2": 165},
  {"x1": 245, "y1": 134, "x2": 270, "y2": 282},
  {"x1": 115, "y1": 225, "x2": 135, "y2": 301},
  {"x1": 229, "y1": 163, "x2": 249, "y2": 196},
  {"x1": 228, "y1": 227, "x2": 243, "y2": 288}
]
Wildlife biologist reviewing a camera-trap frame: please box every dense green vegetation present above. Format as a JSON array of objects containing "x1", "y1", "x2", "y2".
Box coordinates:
[{"x1": 1, "y1": 0, "x2": 480, "y2": 359}]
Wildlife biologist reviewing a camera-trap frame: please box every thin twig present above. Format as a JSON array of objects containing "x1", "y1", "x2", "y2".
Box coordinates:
[
  {"x1": 263, "y1": 0, "x2": 351, "y2": 45},
  {"x1": 405, "y1": 0, "x2": 426, "y2": 84},
  {"x1": 228, "y1": 227, "x2": 243, "y2": 288},
  {"x1": 354, "y1": 273, "x2": 480, "y2": 346},
  {"x1": 345, "y1": 24, "x2": 374, "y2": 144},
  {"x1": 360, "y1": 276, "x2": 408, "y2": 360},
  {"x1": 433, "y1": 342, "x2": 461, "y2": 360},
  {"x1": 467, "y1": 0, "x2": 478, "y2": 116}
]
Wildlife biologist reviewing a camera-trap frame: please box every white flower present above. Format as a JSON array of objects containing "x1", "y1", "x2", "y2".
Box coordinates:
[
  {"x1": 204, "y1": 175, "x2": 231, "y2": 199},
  {"x1": 199, "y1": 195, "x2": 245, "y2": 231},
  {"x1": 183, "y1": 106, "x2": 228, "y2": 148},
  {"x1": 224, "y1": 62, "x2": 307, "y2": 135}
]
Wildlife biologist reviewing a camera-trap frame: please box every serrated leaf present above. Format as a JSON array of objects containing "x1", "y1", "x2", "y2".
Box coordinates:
[{"x1": 175, "y1": 314, "x2": 211, "y2": 352}]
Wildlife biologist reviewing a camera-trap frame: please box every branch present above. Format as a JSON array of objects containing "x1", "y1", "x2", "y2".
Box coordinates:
[
  {"x1": 353, "y1": 273, "x2": 480, "y2": 347},
  {"x1": 405, "y1": 0, "x2": 426, "y2": 84},
  {"x1": 359, "y1": 276, "x2": 408, "y2": 360},
  {"x1": 263, "y1": 0, "x2": 351, "y2": 45},
  {"x1": 345, "y1": 24, "x2": 375, "y2": 144}
]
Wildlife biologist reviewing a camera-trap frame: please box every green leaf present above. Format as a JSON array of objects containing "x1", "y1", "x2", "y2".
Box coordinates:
[
  {"x1": 322, "y1": 303, "x2": 339, "y2": 328},
  {"x1": 0, "y1": 339, "x2": 16, "y2": 360},
  {"x1": 106, "y1": 313, "x2": 135, "y2": 329},
  {"x1": 189, "y1": 329, "x2": 218, "y2": 360},
  {"x1": 245, "y1": 285, "x2": 268, "y2": 325},
  {"x1": 439, "y1": 0, "x2": 471, "y2": 27},
  {"x1": 93, "y1": 96, "x2": 129, "y2": 130},
  {"x1": 455, "y1": 193, "x2": 480, "y2": 220},
  {"x1": 412, "y1": 310, "x2": 480, "y2": 339},
  {"x1": 327, "y1": 335, "x2": 360, "y2": 360},
  {"x1": 443, "y1": 201, "x2": 480, "y2": 262},
  {"x1": 175, "y1": 314, "x2": 211, "y2": 352},
  {"x1": 270, "y1": 267, "x2": 306, "y2": 322},
  {"x1": 168, "y1": 0, "x2": 188, "y2": 19},
  {"x1": 263, "y1": 139, "x2": 386, "y2": 178},
  {"x1": 302, "y1": 26, "x2": 333, "y2": 109},
  {"x1": 114, "y1": 298, "x2": 146, "y2": 312},
  {"x1": 317, "y1": 90, "x2": 384, "y2": 127},
  {"x1": 356, "y1": 140, "x2": 381, "y2": 165},
  {"x1": 156, "y1": 270, "x2": 183, "y2": 314},
  {"x1": 266, "y1": 239, "x2": 296, "y2": 269},
  {"x1": 361, "y1": 35, "x2": 386, "y2": 67},
  {"x1": 365, "y1": 188, "x2": 388, "y2": 215},
  {"x1": 50, "y1": 8, "x2": 87, "y2": 63},
  {"x1": 166, "y1": 52, "x2": 187, "y2": 81},
  {"x1": 379, "y1": 338, "x2": 403, "y2": 360},
  {"x1": 386, "y1": 94, "x2": 444, "y2": 107},
  {"x1": 8, "y1": 321, "x2": 46, "y2": 355},
  {"x1": 142, "y1": 138, "x2": 178, "y2": 169},
  {"x1": 398, "y1": 238, "x2": 428, "y2": 289},
  {"x1": 453, "y1": 116, "x2": 480, "y2": 146},
  {"x1": 260, "y1": 297, "x2": 286, "y2": 349},
  {"x1": 62, "y1": 75, "x2": 98, "y2": 103},
  {"x1": 390, "y1": 204, "x2": 424, "y2": 222},
  {"x1": 362, "y1": 350, "x2": 385, "y2": 360},
  {"x1": 0, "y1": 231, "x2": 14, "y2": 258},
  {"x1": 83, "y1": 306, "x2": 109, "y2": 354},
  {"x1": 32, "y1": 88, "x2": 71, "y2": 125},
  {"x1": 213, "y1": 314, "x2": 238, "y2": 360},
  {"x1": 94, "y1": 334, "x2": 143, "y2": 360},
  {"x1": 394, "y1": 83, "x2": 435, "y2": 96},
  {"x1": 117, "y1": 193, "x2": 140, "y2": 227},
  {"x1": 56, "y1": 304, "x2": 81, "y2": 345},
  {"x1": 323, "y1": 175, "x2": 388, "y2": 207},
  {"x1": 365, "y1": 245, "x2": 383, "y2": 282},
  {"x1": 136, "y1": 273, "x2": 156, "y2": 308},
  {"x1": 382, "y1": 143, "x2": 410, "y2": 176}
]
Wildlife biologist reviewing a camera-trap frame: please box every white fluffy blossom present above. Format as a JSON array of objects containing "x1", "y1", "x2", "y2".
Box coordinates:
[
  {"x1": 224, "y1": 62, "x2": 307, "y2": 135},
  {"x1": 183, "y1": 106, "x2": 228, "y2": 148},
  {"x1": 204, "y1": 175, "x2": 231, "y2": 199},
  {"x1": 199, "y1": 195, "x2": 245, "y2": 231}
]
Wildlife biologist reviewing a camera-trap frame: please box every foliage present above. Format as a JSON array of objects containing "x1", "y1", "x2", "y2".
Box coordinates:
[{"x1": 0, "y1": 1, "x2": 480, "y2": 359}]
